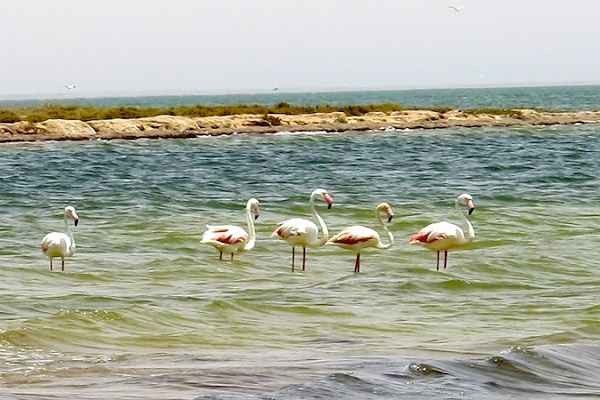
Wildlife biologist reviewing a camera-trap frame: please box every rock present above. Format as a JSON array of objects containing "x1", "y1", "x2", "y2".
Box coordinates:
[
  {"x1": 1, "y1": 121, "x2": 38, "y2": 135},
  {"x1": 88, "y1": 119, "x2": 143, "y2": 134},
  {"x1": 278, "y1": 112, "x2": 346, "y2": 125},
  {"x1": 0, "y1": 124, "x2": 16, "y2": 134},
  {"x1": 391, "y1": 110, "x2": 441, "y2": 122},
  {"x1": 36, "y1": 119, "x2": 96, "y2": 138},
  {"x1": 442, "y1": 110, "x2": 468, "y2": 120},
  {"x1": 247, "y1": 119, "x2": 271, "y2": 127},
  {"x1": 136, "y1": 116, "x2": 199, "y2": 132},
  {"x1": 1, "y1": 109, "x2": 599, "y2": 143}
]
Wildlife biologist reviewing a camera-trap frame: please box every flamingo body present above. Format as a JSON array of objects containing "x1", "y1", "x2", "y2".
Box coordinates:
[
  {"x1": 409, "y1": 221, "x2": 467, "y2": 252},
  {"x1": 201, "y1": 198, "x2": 260, "y2": 260},
  {"x1": 272, "y1": 218, "x2": 319, "y2": 247},
  {"x1": 202, "y1": 225, "x2": 249, "y2": 254},
  {"x1": 41, "y1": 232, "x2": 75, "y2": 259},
  {"x1": 409, "y1": 194, "x2": 476, "y2": 270},
  {"x1": 272, "y1": 189, "x2": 333, "y2": 272},
  {"x1": 41, "y1": 206, "x2": 79, "y2": 271},
  {"x1": 328, "y1": 226, "x2": 381, "y2": 251},
  {"x1": 327, "y1": 202, "x2": 394, "y2": 273}
]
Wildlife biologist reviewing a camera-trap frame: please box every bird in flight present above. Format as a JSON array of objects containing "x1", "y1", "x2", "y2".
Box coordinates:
[
  {"x1": 64, "y1": 84, "x2": 77, "y2": 90},
  {"x1": 448, "y1": 5, "x2": 463, "y2": 13}
]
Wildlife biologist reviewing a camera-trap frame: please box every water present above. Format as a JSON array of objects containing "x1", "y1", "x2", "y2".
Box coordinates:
[
  {"x1": 2, "y1": 85, "x2": 600, "y2": 111},
  {"x1": 1, "y1": 124, "x2": 600, "y2": 399}
]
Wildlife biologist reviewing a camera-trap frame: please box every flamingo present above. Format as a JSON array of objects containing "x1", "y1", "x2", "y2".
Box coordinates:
[
  {"x1": 41, "y1": 206, "x2": 79, "y2": 271},
  {"x1": 409, "y1": 193, "x2": 476, "y2": 270},
  {"x1": 272, "y1": 189, "x2": 333, "y2": 272},
  {"x1": 327, "y1": 202, "x2": 395, "y2": 273},
  {"x1": 201, "y1": 198, "x2": 260, "y2": 261}
]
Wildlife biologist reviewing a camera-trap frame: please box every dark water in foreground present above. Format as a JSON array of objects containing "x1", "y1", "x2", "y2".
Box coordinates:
[{"x1": 0, "y1": 124, "x2": 599, "y2": 399}]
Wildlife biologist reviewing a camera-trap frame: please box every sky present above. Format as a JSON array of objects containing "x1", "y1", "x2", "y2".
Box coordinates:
[{"x1": 1, "y1": 0, "x2": 599, "y2": 98}]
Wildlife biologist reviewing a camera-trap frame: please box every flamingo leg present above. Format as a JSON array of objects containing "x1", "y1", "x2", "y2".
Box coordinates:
[
  {"x1": 219, "y1": 251, "x2": 223, "y2": 261},
  {"x1": 354, "y1": 253, "x2": 361, "y2": 273},
  {"x1": 231, "y1": 252, "x2": 234, "y2": 262},
  {"x1": 436, "y1": 251, "x2": 440, "y2": 271},
  {"x1": 49, "y1": 258, "x2": 53, "y2": 271},
  {"x1": 292, "y1": 247, "x2": 295, "y2": 272},
  {"x1": 444, "y1": 251, "x2": 448, "y2": 269},
  {"x1": 302, "y1": 247, "x2": 306, "y2": 272},
  {"x1": 61, "y1": 258, "x2": 65, "y2": 272}
]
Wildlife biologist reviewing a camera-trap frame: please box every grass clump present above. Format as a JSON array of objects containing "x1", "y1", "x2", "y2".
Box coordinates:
[
  {"x1": 0, "y1": 110, "x2": 20, "y2": 123},
  {"x1": 262, "y1": 114, "x2": 282, "y2": 126}
]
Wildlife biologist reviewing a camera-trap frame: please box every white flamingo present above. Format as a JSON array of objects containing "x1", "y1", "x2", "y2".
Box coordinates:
[
  {"x1": 327, "y1": 202, "x2": 394, "y2": 273},
  {"x1": 201, "y1": 198, "x2": 260, "y2": 261},
  {"x1": 272, "y1": 189, "x2": 333, "y2": 272},
  {"x1": 41, "y1": 206, "x2": 79, "y2": 271},
  {"x1": 409, "y1": 193, "x2": 476, "y2": 270}
]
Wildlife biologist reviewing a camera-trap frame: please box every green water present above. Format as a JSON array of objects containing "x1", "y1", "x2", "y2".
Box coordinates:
[{"x1": 1, "y1": 125, "x2": 599, "y2": 399}]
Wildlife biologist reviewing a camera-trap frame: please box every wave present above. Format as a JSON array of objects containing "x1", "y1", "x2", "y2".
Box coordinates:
[{"x1": 192, "y1": 344, "x2": 600, "y2": 400}]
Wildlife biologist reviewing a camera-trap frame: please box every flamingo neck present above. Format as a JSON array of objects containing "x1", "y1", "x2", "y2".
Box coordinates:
[
  {"x1": 462, "y1": 213, "x2": 475, "y2": 243},
  {"x1": 65, "y1": 218, "x2": 76, "y2": 253},
  {"x1": 454, "y1": 201, "x2": 475, "y2": 243},
  {"x1": 244, "y1": 203, "x2": 256, "y2": 251},
  {"x1": 310, "y1": 194, "x2": 329, "y2": 246},
  {"x1": 454, "y1": 199, "x2": 475, "y2": 243},
  {"x1": 377, "y1": 214, "x2": 394, "y2": 249}
]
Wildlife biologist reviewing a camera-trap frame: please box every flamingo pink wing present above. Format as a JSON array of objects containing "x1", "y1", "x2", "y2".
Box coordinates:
[
  {"x1": 273, "y1": 225, "x2": 289, "y2": 239},
  {"x1": 331, "y1": 230, "x2": 374, "y2": 245},
  {"x1": 207, "y1": 229, "x2": 247, "y2": 245},
  {"x1": 409, "y1": 229, "x2": 447, "y2": 244},
  {"x1": 273, "y1": 223, "x2": 302, "y2": 239}
]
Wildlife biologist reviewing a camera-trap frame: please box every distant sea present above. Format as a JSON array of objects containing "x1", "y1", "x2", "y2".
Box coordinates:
[{"x1": 1, "y1": 85, "x2": 600, "y2": 110}]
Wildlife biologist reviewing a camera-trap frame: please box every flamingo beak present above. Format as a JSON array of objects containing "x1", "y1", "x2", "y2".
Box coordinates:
[
  {"x1": 323, "y1": 193, "x2": 334, "y2": 209},
  {"x1": 388, "y1": 214, "x2": 394, "y2": 223},
  {"x1": 74, "y1": 218, "x2": 79, "y2": 226},
  {"x1": 255, "y1": 214, "x2": 260, "y2": 220},
  {"x1": 467, "y1": 200, "x2": 475, "y2": 215}
]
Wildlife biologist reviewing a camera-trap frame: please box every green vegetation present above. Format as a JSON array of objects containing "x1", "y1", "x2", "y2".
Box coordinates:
[
  {"x1": 0, "y1": 103, "x2": 411, "y2": 123},
  {"x1": 0, "y1": 110, "x2": 20, "y2": 123},
  {"x1": 0, "y1": 103, "x2": 538, "y2": 123}
]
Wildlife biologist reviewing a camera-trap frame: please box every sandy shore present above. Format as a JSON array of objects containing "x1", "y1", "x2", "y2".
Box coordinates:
[{"x1": 1, "y1": 109, "x2": 599, "y2": 142}]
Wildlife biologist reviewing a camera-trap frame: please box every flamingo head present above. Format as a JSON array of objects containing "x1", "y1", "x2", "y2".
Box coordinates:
[
  {"x1": 64, "y1": 206, "x2": 79, "y2": 226},
  {"x1": 376, "y1": 202, "x2": 394, "y2": 223},
  {"x1": 456, "y1": 194, "x2": 475, "y2": 215},
  {"x1": 247, "y1": 198, "x2": 261, "y2": 220},
  {"x1": 312, "y1": 189, "x2": 334, "y2": 209}
]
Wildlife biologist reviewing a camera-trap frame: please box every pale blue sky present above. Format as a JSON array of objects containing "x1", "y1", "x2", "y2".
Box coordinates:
[{"x1": 2, "y1": 0, "x2": 599, "y2": 97}]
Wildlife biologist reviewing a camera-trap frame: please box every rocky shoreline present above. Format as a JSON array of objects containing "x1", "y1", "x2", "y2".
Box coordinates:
[{"x1": 1, "y1": 109, "x2": 599, "y2": 143}]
